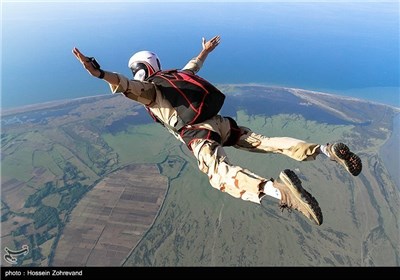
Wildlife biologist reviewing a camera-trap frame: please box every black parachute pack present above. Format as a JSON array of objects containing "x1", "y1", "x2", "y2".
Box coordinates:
[{"x1": 146, "y1": 69, "x2": 225, "y2": 131}]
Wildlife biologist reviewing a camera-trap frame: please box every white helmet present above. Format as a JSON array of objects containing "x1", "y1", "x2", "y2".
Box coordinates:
[{"x1": 128, "y1": 51, "x2": 161, "y2": 81}]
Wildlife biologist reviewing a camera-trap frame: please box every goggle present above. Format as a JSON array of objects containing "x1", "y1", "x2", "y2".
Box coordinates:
[{"x1": 130, "y1": 61, "x2": 156, "y2": 78}]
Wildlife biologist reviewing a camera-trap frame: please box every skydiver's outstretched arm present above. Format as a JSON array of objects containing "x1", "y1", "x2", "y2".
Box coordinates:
[
  {"x1": 72, "y1": 47, "x2": 120, "y2": 86},
  {"x1": 73, "y1": 47, "x2": 157, "y2": 106},
  {"x1": 183, "y1": 35, "x2": 221, "y2": 74},
  {"x1": 196, "y1": 35, "x2": 221, "y2": 63}
]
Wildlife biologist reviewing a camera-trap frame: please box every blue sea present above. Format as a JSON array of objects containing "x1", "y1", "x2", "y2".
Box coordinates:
[{"x1": 2, "y1": 1, "x2": 399, "y2": 109}]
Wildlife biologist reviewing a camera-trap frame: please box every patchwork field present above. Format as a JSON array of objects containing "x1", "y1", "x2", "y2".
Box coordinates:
[{"x1": 52, "y1": 164, "x2": 168, "y2": 266}]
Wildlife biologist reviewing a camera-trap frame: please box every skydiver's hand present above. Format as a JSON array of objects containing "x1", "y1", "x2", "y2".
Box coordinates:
[
  {"x1": 202, "y1": 35, "x2": 221, "y2": 54},
  {"x1": 72, "y1": 47, "x2": 101, "y2": 78}
]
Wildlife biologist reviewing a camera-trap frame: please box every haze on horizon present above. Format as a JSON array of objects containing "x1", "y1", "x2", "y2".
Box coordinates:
[{"x1": 2, "y1": 1, "x2": 399, "y2": 109}]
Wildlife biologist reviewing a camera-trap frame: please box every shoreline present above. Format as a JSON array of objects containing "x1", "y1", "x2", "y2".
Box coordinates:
[{"x1": 1, "y1": 84, "x2": 399, "y2": 117}]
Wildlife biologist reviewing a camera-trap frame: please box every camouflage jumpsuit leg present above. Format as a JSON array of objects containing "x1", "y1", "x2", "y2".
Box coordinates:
[
  {"x1": 233, "y1": 127, "x2": 321, "y2": 161},
  {"x1": 185, "y1": 116, "x2": 269, "y2": 204},
  {"x1": 189, "y1": 138, "x2": 267, "y2": 204},
  {"x1": 185, "y1": 116, "x2": 321, "y2": 204}
]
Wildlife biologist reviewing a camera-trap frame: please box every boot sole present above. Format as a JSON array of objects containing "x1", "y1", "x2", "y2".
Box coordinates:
[
  {"x1": 331, "y1": 143, "x2": 362, "y2": 176},
  {"x1": 279, "y1": 169, "x2": 323, "y2": 226}
]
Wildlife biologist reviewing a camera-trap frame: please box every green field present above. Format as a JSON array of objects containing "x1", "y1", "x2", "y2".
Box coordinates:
[{"x1": 1, "y1": 87, "x2": 399, "y2": 266}]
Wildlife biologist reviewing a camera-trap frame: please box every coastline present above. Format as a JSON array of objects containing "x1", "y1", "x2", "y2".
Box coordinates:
[{"x1": 1, "y1": 85, "x2": 399, "y2": 118}]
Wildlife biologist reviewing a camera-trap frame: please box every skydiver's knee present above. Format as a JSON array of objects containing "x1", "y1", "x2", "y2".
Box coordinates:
[{"x1": 191, "y1": 140, "x2": 221, "y2": 173}]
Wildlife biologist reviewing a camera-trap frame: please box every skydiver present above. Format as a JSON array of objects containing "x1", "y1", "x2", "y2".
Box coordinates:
[{"x1": 73, "y1": 35, "x2": 362, "y2": 226}]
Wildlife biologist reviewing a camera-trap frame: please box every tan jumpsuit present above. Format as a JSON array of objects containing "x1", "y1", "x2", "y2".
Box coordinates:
[{"x1": 109, "y1": 58, "x2": 320, "y2": 204}]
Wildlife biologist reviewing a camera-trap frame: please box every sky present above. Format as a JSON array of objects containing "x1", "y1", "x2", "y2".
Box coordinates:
[{"x1": 1, "y1": 0, "x2": 399, "y2": 109}]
